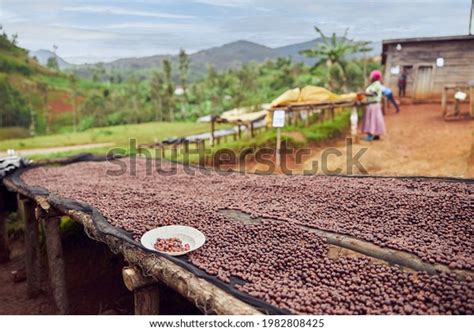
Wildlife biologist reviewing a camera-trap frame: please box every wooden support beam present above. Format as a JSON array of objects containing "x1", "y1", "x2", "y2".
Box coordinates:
[
  {"x1": 43, "y1": 215, "x2": 69, "y2": 314},
  {"x1": 305, "y1": 110, "x2": 310, "y2": 127},
  {"x1": 250, "y1": 122, "x2": 254, "y2": 138},
  {"x1": 441, "y1": 86, "x2": 447, "y2": 116},
  {"x1": 198, "y1": 140, "x2": 205, "y2": 167},
  {"x1": 210, "y1": 119, "x2": 215, "y2": 147},
  {"x1": 237, "y1": 125, "x2": 242, "y2": 139},
  {"x1": 0, "y1": 188, "x2": 10, "y2": 263},
  {"x1": 183, "y1": 141, "x2": 189, "y2": 155},
  {"x1": 171, "y1": 145, "x2": 177, "y2": 161},
  {"x1": 123, "y1": 266, "x2": 160, "y2": 315},
  {"x1": 18, "y1": 196, "x2": 41, "y2": 298}
]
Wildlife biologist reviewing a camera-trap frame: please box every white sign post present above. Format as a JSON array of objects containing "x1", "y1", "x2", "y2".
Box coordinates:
[{"x1": 272, "y1": 110, "x2": 286, "y2": 168}]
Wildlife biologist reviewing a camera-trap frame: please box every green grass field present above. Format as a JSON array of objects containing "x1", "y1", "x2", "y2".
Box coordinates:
[
  {"x1": 1, "y1": 110, "x2": 350, "y2": 162},
  {"x1": 0, "y1": 121, "x2": 210, "y2": 151}
]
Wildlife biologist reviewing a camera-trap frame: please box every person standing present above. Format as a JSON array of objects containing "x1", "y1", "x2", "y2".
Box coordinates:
[
  {"x1": 398, "y1": 69, "x2": 407, "y2": 98},
  {"x1": 381, "y1": 85, "x2": 400, "y2": 113},
  {"x1": 362, "y1": 70, "x2": 386, "y2": 141}
]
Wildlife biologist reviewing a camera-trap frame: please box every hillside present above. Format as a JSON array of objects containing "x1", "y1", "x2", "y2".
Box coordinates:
[
  {"x1": 30, "y1": 49, "x2": 73, "y2": 70},
  {"x1": 70, "y1": 38, "x2": 381, "y2": 80},
  {"x1": 0, "y1": 34, "x2": 106, "y2": 139}
]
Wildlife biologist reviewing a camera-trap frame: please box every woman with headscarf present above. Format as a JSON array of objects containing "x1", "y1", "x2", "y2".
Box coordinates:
[{"x1": 362, "y1": 70, "x2": 386, "y2": 141}]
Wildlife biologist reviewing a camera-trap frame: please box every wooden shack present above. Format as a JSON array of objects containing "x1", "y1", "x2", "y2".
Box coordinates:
[{"x1": 382, "y1": 35, "x2": 474, "y2": 101}]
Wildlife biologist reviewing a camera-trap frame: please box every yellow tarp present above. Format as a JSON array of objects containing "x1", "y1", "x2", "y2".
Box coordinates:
[
  {"x1": 271, "y1": 86, "x2": 357, "y2": 108},
  {"x1": 270, "y1": 88, "x2": 301, "y2": 107},
  {"x1": 220, "y1": 104, "x2": 270, "y2": 123},
  {"x1": 221, "y1": 109, "x2": 267, "y2": 123}
]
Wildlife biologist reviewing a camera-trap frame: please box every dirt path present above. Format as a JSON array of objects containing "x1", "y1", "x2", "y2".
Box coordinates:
[
  {"x1": 0, "y1": 143, "x2": 114, "y2": 157},
  {"x1": 301, "y1": 103, "x2": 473, "y2": 177},
  {"x1": 0, "y1": 241, "x2": 54, "y2": 314}
]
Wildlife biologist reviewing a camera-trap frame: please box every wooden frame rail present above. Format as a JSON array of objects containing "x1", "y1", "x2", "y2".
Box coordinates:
[{"x1": 1, "y1": 178, "x2": 262, "y2": 315}]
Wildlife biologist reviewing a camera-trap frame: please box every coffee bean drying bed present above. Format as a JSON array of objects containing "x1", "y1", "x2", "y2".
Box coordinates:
[{"x1": 1, "y1": 154, "x2": 473, "y2": 315}]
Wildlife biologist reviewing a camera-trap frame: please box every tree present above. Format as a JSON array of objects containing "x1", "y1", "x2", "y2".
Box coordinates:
[
  {"x1": 178, "y1": 48, "x2": 189, "y2": 97},
  {"x1": 69, "y1": 74, "x2": 78, "y2": 132},
  {"x1": 162, "y1": 59, "x2": 175, "y2": 121},
  {"x1": 0, "y1": 78, "x2": 30, "y2": 128},
  {"x1": 10, "y1": 33, "x2": 18, "y2": 45},
  {"x1": 92, "y1": 63, "x2": 106, "y2": 82},
  {"x1": 125, "y1": 74, "x2": 141, "y2": 124},
  {"x1": 47, "y1": 57, "x2": 59, "y2": 71},
  {"x1": 80, "y1": 94, "x2": 108, "y2": 128},
  {"x1": 301, "y1": 26, "x2": 372, "y2": 91},
  {"x1": 36, "y1": 81, "x2": 50, "y2": 134},
  {"x1": 150, "y1": 71, "x2": 164, "y2": 121}
]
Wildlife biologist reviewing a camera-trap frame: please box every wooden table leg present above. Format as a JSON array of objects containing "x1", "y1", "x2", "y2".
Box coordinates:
[
  {"x1": 123, "y1": 266, "x2": 160, "y2": 315},
  {"x1": 18, "y1": 196, "x2": 41, "y2": 297},
  {"x1": 44, "y1": 216, "x2": 69, "y2": 314},
  {"x1": 0, "y1": 189, "x2": 10, "y2": 263}
]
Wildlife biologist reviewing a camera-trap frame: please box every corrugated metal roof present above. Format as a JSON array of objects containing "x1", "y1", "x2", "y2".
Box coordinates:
[
  {"x1": 381, "y1": 35, "x2": 474, "y2": 64},
  {"x1": 382, "y1": 35, "x2": 474, "y2": 45}
]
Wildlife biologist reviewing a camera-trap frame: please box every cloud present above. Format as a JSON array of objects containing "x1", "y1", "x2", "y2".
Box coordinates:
[
  {"x1": 192, "y1": 0, "x2": 253, "y2": 7},
  {"x1": 1, "y1": 0, "x2": 471, "y2": 64},
  {"x1": 63, "y1": 5, "x2": 194, "y2": 19},
  {"x1": 0, "y1": 8, "x2": 26, "y2": 23},
  {"x1": 105, "y1": 22, "x2": 216, "y2": 33}
]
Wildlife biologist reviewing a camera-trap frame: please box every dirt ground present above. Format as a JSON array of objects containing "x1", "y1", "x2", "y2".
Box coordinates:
[
  {"x1": 0, "y1": 240, "x2": 55, "y2": 314},
  {"x1": 301, "y1": 103, "x2": 473, "y2": 177},
  {"x1": 0, "y1": 221, "x2": 201, "y2": 315},
  {"x1": 0, "y1": 226, "x2": 132, "y2": 315}
]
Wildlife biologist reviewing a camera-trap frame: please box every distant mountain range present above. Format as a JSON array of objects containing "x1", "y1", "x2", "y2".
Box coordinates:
[
  {"x1": 30, "y1": 39, "x2": 381, "y2": 79},
  {"x1": 29, "y1": 49, "x2": 73, "y2": 69}
]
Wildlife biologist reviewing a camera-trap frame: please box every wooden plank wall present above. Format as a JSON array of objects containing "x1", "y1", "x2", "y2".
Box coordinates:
[{"x1": 383, "y1": 39, "x2": 474, "y2": 100}]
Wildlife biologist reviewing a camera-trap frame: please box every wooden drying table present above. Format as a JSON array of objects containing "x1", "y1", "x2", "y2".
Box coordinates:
[
  {"x1": 0, "y1": 176, "x2": 262, "y2": 315},
  {"x1": 270, "y1": 100, "x2": 365, "y2": 127}
]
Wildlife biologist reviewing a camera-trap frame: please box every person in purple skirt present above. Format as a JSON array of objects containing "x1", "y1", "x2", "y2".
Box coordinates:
[{"x1": 362, "y1": 70, "x2": 386, "y2": 141}]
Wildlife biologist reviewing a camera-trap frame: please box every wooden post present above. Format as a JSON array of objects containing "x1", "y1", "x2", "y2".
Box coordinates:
[
  {"x1": 276, "y1": 128, "x2": 281, "y2": 169},
  {"x1": 198, "y1": 140, "x2": 205, "y2": 166},
  {"x1": 441, "y1": 86, "x2": 447, "y2": 116},
  {"x1": 122, "y1": 266, "x2": 160, "y2": 315},
  {"x1": 211, "y1": 119, "x2": 215, "y2": 147},
  {"x1": 18, "y1": 196, "x2": 41, "y2": 298},
  {"x1": 250, "y1": 122, "x2": 254, "y2": 138},
  {"x1": 237, "y1": 125, "x2": 242, "y2": 139},
  {"x1": 0, "y1": 189, "x2": 10, "y2": 263},
  {"x1": 183, "y1": 141, "x2": 189, "y2": 156},
  {"x1": 160, "y1": 146, "x2": 166, "y2": 159},
  {"x1": 171, "y1": 145, "x2": 177, "y2": 161},
  {"x1": 44, "y1": 215, "x2": 69, "y2": 314}
]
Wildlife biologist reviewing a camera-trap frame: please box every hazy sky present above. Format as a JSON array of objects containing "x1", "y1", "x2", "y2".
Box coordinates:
[{"x1": 0, "y1": 0, "x2": 472, "y2": 64}]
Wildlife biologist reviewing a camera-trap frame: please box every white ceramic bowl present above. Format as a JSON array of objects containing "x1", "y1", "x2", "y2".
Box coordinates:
[{"x1": 140, "y1": 225, "x2": 206, "y2": 256}]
